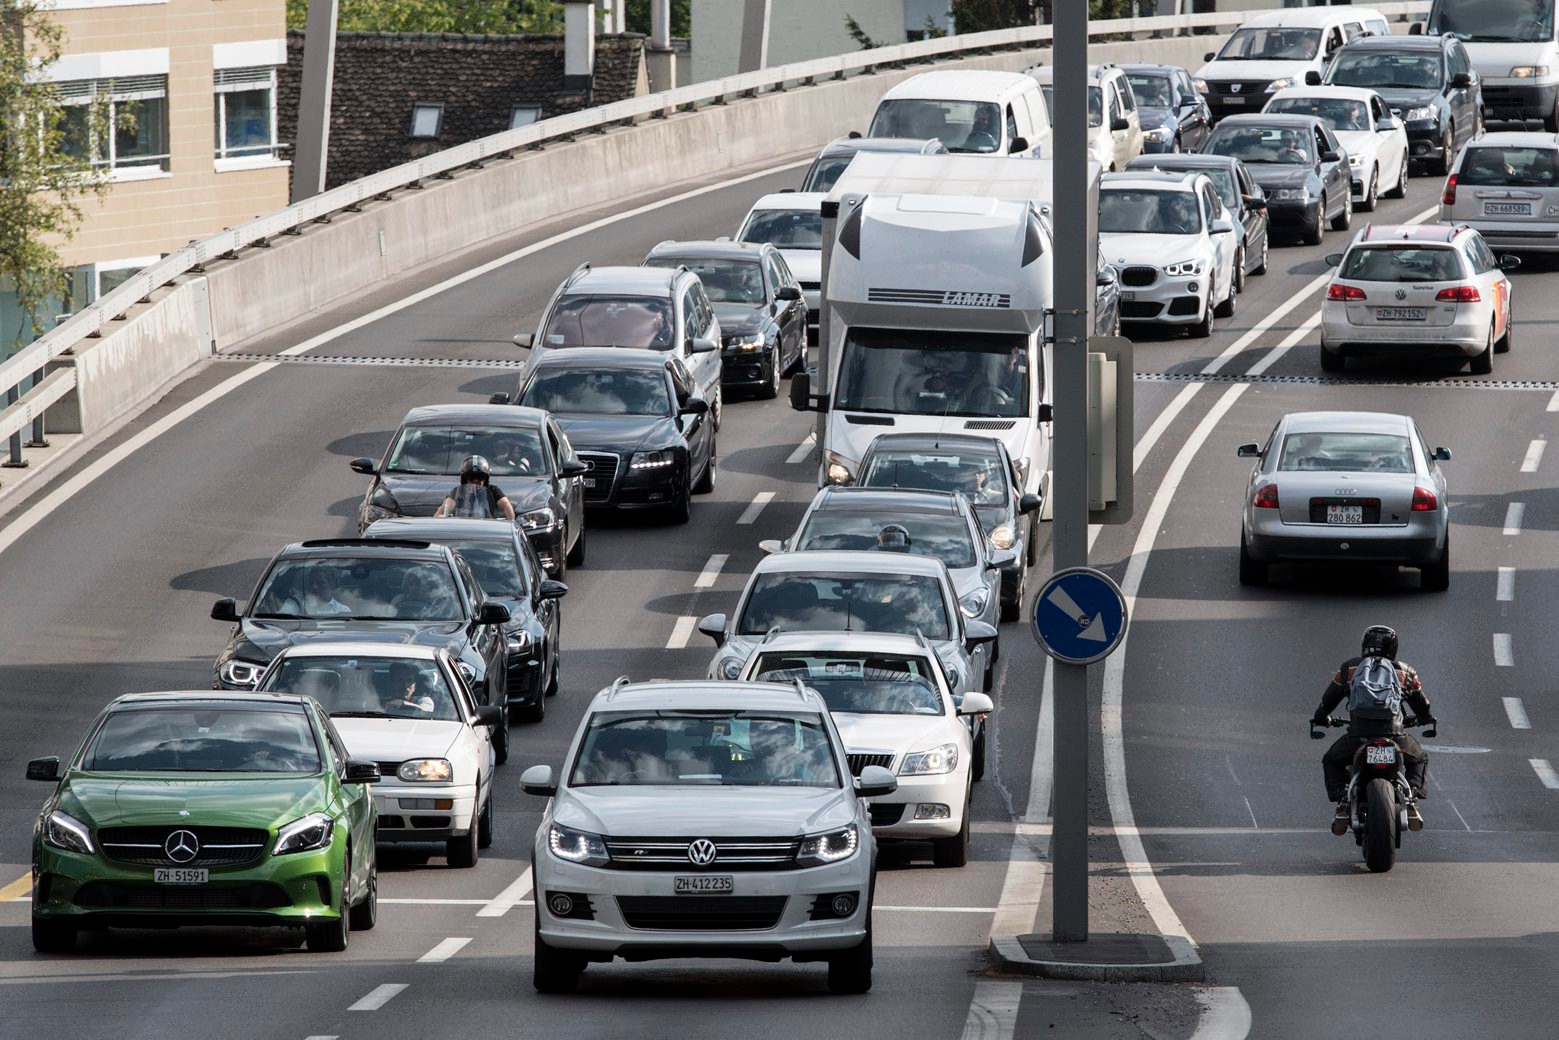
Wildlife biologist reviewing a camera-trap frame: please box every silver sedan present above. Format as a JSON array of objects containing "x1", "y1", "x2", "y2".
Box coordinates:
[{"x1": 1237, "y1": 411, "x2": 1451, "y2": 591}]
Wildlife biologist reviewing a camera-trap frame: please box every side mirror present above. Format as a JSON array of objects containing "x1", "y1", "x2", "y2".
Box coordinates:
[
  {"x1": 856, "y1": 764, "x2": 898, "y2": 798},
  {"x1": 1433, "y1": 446, "x2": 1452, "y2": 462},
  {"x1": 1009, "y1": 135, "x2": 1029, "y2": 153},
  {"x1": 1304, "y1": 70, "x2": 1322, "y2": 86},
  {"x1": 776, "y1": 285, "x2": 802, "y2": 301},
  {"x1": 1109, "y1": 117, "x2": 1130, "y2": 132},
  {"x1": 1408, "y1": 21, "x2": 1423, "y2": 35},
  {"x1": 679, "y1": 396, "x2": 710, "y2": 416},
  {"x1": 1236, "y1": 442, "x2": 1261, "y2": 458},
  {"x1": 513, "y1": 332, "x2": 534, "y2": 349},
  {"x1": 538, "y1": 578, "x2": 569, "y2": 600},
  {"x1": 478, "y1": 602, "x2": 512, "y2": 625},
  {"x1": 847, "y1": 129, "x2": 863, "y2": 139},
  {"x1": 343, "y1": 759, "x2": 381, "y2": 784},
  {"x1": 1096, "y1": 265, "x2": 1117, "y2": 287},
  {"x1": 789, "y1": 371, "x2": 814, "y2": 412},
  {"x1": 758, "y1": 539, "x2": 783, "y2": 555},
  {"x1": 211, "y1": 597, "x2": 240, "y2": 623},
  {"x1": 1499, "y1": 254, "x2": 1522, "y2": 271},
  {"x1": 1377, "y1": 117, "x2": 1399, "y2": 132},
  {"x1": 988, "y1": 547, "x2": 1018, "y2": 569},
  {"x1": 1035, "y1": 402, "x2": 1054, "y2": 423},
  {"x1": 1324, "y1": 253, "x2": 1343, "y2": 267},
  {"x1": 1211, "y1": 217, "x2": 1235, "y2": 234},
  {"x1": 688, "y1": 336, "x2": 719, "y2": 355},
  {"x1": 26, "y1": 756, "x2": 60, "y2": 782},
  {"x1": 1321, "y1": 149, "x2": 1342, "y2": 163},
  {"x1": 1309, "y1": 723, "x2": 1327, "y2": 740},
  {"x1": 1451, "y1": 72, "x2": 1472, "y2": 89},
  {"x1": 562, "y1": 458, "x2": 589, "y2": 475},
  {"x1": 488, "y1": 391, "x2": 512, "y2": 405},
  {"x1": 349, "y1": 457, "x2": 376, "y2": 475},
  {"x1": 520, "y1": 764, "x2": 557, "y2": 797},
  {"x1": 1245, "y1": 195, "x2": 1268, "y2": 211},
  {"x1": 697, "y1": 613, "x2": 728, "y2": 646},
  {"x1": 964, "y1": 619, "x2": 998, "y2": 650},
  {"x1": 1204, "y1": 51, "x2": 1215, "y2": 62},
  {"x1": 1019, "y1": 492, "x2": 1042, "y2": 514},
  {"x1": 473, "y1": 705, "x2": 504, "y2": 729},
  {"x1": 958, "y1": 691, "x2": 994, "y2": 716}
]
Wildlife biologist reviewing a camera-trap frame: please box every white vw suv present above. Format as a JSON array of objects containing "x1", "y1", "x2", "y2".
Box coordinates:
[{"x1": 519, "y1": 678, "x2": 895, "y2": 994}]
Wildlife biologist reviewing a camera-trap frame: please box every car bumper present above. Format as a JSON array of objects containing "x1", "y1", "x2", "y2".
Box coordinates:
[
  {"x1": 865, "y1": 772, "x2": 969, "y2": 839},
  {"x1": 1263, "y1": 197, "x2": 1318, "y2": 229},
  {"x1": 1481, "y1": 80, "x2": 1559, "y2": 120},
  {"x1": 584, "y1": 461, "x2": 687, "y2": 511},
  {"x1": 1321, "y1": 305, "x2": 1491, "y2": 357},
  {"x1": 720, "y1": 347, "x2": 777, "y2": 387},
  {"x1": 1441, "y1": 215, "x2": 1559, "y2": 252},
  {"x1": 1406, "y1": 122, "x2": 1443, "y2": 160},
  {"x1": 373, "y1": 783, "x2": 477, "y2": 842},
  {"x1": 1119, "y1": 275, "x2": 1206, "y2": 324},
  {"x1": 506, "y1": 646, "x2": 547, "y2": 707},
  {"x1": 1244, "y1": 516, "x2": 1444, "y2": 566}
]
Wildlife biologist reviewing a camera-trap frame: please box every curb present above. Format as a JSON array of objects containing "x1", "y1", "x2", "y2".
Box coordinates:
[{"x1": 988, "y1": 934, "x2": 1205, "y2": 983}]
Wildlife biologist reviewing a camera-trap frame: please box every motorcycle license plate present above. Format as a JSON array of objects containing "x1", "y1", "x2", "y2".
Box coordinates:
[
  {"x1": 1365, "y1": 746, "x2": 1397, "y2": 765},
  {"x1": 154, "y1": 868, "x2": 208, "y2": 884},
  {"x1": 674, "y1": 875, "x2": 733, "y2": 894},
  {"x1": 1326, "y1": 504, "x2": 1363, "y2": 525}
]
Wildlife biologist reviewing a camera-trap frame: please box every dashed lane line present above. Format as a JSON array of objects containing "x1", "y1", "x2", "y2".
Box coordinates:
[
  {"x1": 347, "y1": 984, "x2": 407, "y2": 1011},
  {"x1": 1548, "y1": 389, "x2": 1559, "y2": 412},
  {"x1": 786, "y1": 433, "x2": 816, "y2": 464},
  {"x1": 1191, "y1": 988, "x2": 1253, "y2": 1040},
  {"x1": 665, "y1": 615, "x2": 698, "y2": 650},
  {"x1": 304, "y1": 1035, "x2": 339, "y2": 1040},
  {"x1": 736, "y1": 490, "x2": 775, "y2": 525},
  {"x1": 1495, "y1": 634, "x2": 1514, "y2": 667},
  {"x1": 958, "y1": 980, "x2": 1022, "y2": 1040},
  {"x1": 1504, "y1": 697, "x2": 1531, "y2": 730},
  {"x1": 1504, "y1": 503, "x2": 1525, "y2": 535},
  {"x1": 1497, "y1": 566, "x2": 1515, "y2": 602},
  {"x1": 1521, "y1": 438, "x2": 1546, "y2": 473},
  {"x1": 417, "y1": 937, "x2": 472, "y2": 964},
  {"x1": 475, "y1": 867, "x2": 532, "y2": 918},
  {"x1": 693, "y1": 553, "x2": 729, "y2": 588},
  {"x1": 379, "y1": 898, "x2": 489, "y2": 906},
  {"x1": 1531, "y1": 759, "x2": 1559, "y2": 790},
  {"x1": 0, "y1": 873, "x2": 31, "y2": 901}
]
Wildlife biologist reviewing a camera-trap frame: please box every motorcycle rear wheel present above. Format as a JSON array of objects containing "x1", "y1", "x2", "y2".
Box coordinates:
[{"x1": 1363, "y1": 777, "x2": 1397, "y2": 873}]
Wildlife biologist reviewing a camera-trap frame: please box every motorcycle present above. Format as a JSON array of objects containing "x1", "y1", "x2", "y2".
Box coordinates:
[{"x1": 1311, "y1": 715, "x2": 1437, "y2": 873}]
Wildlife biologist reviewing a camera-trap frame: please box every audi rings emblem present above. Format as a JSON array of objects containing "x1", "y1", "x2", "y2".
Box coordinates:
[
  {"x1": 164, "y1": 829, "x2": 200, "y2": 863},
  {"x1": 582, "y1": 459, "x2": 595, "y2": 471},
  {"x1": 687, "y1": 838, "x2": 718, "y2": 866}
]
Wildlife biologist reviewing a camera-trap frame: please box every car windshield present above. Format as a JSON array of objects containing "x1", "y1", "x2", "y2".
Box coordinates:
[
  {"x1": 1206, "y1": 124, "x2": 1315, "y2": 165},
  {"x1": 1126, "y1": 73, "x2": 1173, "y2": 108},
  {"x1": 445, "y1": 539, "x2": 525, "y2": 599},
  {"x1": 1267, "y1": 97, "x2": 1370, "y2": 132},
  {"x1": 794, "y1": 511, "x2": 978, "y2": 568},
  {"x1": 1339, "y1": 246, "x2": 1466, "y2": 282},
  {"x1": 647, "y1": 258, "x2": 764, "y2": 304},
  {"x1": 543, "y1": 295, "x2": 675, "y2": 349},
  {"x1": 1099, "y1": 189, "x2": 1204, "y2": 234},
  {"x1": 834, "y1": 328, "x2": 1032, "y2": 418},
  {"x1": 870, "y1": 98, "x2": 1003, "y2": 152},
  {"x1": 1429, "y1": 0, "x2": 1554, "y2": 42},
  {"x1": 83, "y1": 707, "x2": 322, "y2": 773},
  {"x1": 1327, "y1": 52, "x2": 1443, "y2": 91},
  {"x1": 1042, "y1": 85, "x2": 1102, "y2": 126},
  {"x1": 860, "y1": 449, "x2": 1010, "y2": 506},
  {"x1": 1277, "y1": 432, "x2": 1414, "y2": 472},
  {"x1": 1215, "y1": 26, "x2": 1321, "y2": 61},
  {"x1": 1459, "y1": 146, "x2": 1559, "y2": 186},
  {"x1": 737, "y1": 573, "x2": 951, "y2": 640},
  {"x1": 569, "y1": 711, "x2": 839, "y2": 787},
  {"x1": 738, "y1": 208, "x2": 823, "y2": 250},
  {"x1": 802, "y1": 154, "x2": 854, "y2": 193},
  {"x1": 750, "y1": 652, "x2": 945, "y2": 716},
  {"x1": 520, "y1": 368, "x2": 671, "y2": 417},
  {"x1": 251, "y1": 557, "x2": 463, "y2": 621},
  {"x1": 258, "y1": 656, "x2": 460, "y2": 722},
  {"x1": 384, "y1": 423, "x2": 547, "y2": 477}
]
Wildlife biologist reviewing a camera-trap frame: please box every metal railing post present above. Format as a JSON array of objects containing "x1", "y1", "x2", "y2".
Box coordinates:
[
  {"x1": 3, "y1": 381, "x2": 25, "y2": 468},
  {"x1": 26, "y1": 367, "x2": 46, "y2": 447}
]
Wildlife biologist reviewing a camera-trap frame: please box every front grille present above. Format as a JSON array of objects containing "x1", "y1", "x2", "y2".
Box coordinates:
[
  {"x1": 847, "y1": 752, "x2": 894, "y2": 776},
  {"x1": 577, "y1": 452, "x2": 620, "y2": 504},
  {"x1": 1211, "y1": 80, "x2": 1272, "y2": 97},
  {"x1": 868, "y1": 803, "x2": 906, "y2": 827},
  {"x1": 1308, "y1": 497, "x2": 1383, "y2": 524},
  {"x1": 506, "y1": 658, "x2": 542, "y2": 701},
  {"x1": 74, "y1": 882, "x2": 291, "y2": 910},
  {"x1": 1122, "y1": 301, "x2": 1163, "y2": 319},
  {"x1": 601, "y1": 836, "x2": 801, "y2": 871},
  {"x1": 98, "y1": 826, "x2": 267, "y2": 867},
  {"x1": 376, "y1": 761, "x2": 402, "y2": 778},
  {"x1": 617, "y1": 895, "x2": 788, "y2": 930},
  {"x1": 1120, "y1": 265, "x2": 1157, "y2": 288},
  {"x1": 963, "y1": 419, "x2": 1015, "y2": 431}
]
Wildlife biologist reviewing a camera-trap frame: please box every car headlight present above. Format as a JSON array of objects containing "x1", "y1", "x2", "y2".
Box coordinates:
[
  {"x1": 1273, "y1": 188, "x2": 1309, "y2": 201},
  {"x1": 43, "y1": 810, "x2": 94, "y2": 855},
  {"x1": 273, "y1": 812, "x2": 335, "y2": 855},
  {"x1": 900, "y1": 742, "x2": 959, "y2": 776},
  {"x1": 1265, "y1": 77, "x2": 1293, "y2": 92},
  {"x1": 724, "y1": 335, "x2": 765, "y2": 352},
  {"x1": 631, "y1": 449, "x2": 676, "y2": 470},
  {"x1": 219, "y1": 659, "x2": 265, "y2": 688},
  {"x1": 990, "y1": 524, "x2": 1016, "y2": 550},
  {"x1": 959, "y1": 588, "x2": 990, "y2": 618},
  {"x1": 1192, "y1": 77, "x2": 1208, "y2": 93},
  {"x1": 397, "y1": 758, "x2": 453, "y2": 782},
  {"x1": 1348, "y1": 153, "x2": 1363, "y2": 167},
  {"x1": 519, "y1": 506, "x2": 556, "y2": 531},
  {"x1": 1511, "y1": 65, "x2": 1550, "y2": 78},
  {"x1": 1143, "y1": 126, "x2": 1174, "y2": 143},
  {"x1": 1404, "y1": 106, "x2": 1436, "y2": 122},
  {"x1": 1163, "y1": 258, "x2": 1206, "y2": 277},
  {"x1": 507, "y1": 630, "x2": 532, "y2": 652},
  {"x1": 548, "y1": 824, "x2": 609, "y2": 866},
  {"x1": 719, "y1": 657, "x2": 744, "y2": 680},
  {"x1": 825, "y1": 452, "x2": 854, "y2": 485},
  {"x1": 797, "y1": 825, "x2": 858, "y2": 866}
]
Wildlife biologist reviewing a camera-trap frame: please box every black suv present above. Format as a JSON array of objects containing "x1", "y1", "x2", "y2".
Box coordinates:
[
  {"x1": 1318, "y1": 33, "x2": 1481, "y2": 175},
  {"x1": 210, "y1": 538, "x2": 515, "y2": 760},
  {"x1": 491, "y1": 348, "x2": 716, "y2": 524}
]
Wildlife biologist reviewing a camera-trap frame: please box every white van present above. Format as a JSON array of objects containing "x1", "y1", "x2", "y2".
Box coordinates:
[
  {"x1": 1424, "y1": 0, "x2": 1559, "y2": 128},
  {"x1": 868, "y1": 70, "x2": 1052, "y2": 158},
  {"x1": 1195, "y1": 7, "x2": 1390, "y2": 123}
]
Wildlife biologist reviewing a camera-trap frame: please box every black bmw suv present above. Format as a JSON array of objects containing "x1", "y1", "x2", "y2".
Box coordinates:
[{"x1": 210, "y1": 538, "x2": 515, "y2": 760}]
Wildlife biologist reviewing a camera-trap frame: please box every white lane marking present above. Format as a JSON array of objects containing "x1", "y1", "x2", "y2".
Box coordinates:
[
  {"x1": 736, "y1": 490, "x2": 775, "y2": 525},
  {"x1": 1521, "y1": 439, "x2": 1546, "y2": 473},
  {"x1": 1531, "y1": 759, "x2": 1559, "y2": 789},
  {"x1": 693, "y1": 553, "x2": 729, "y2": 588},
  {"x1": 1191, "y1": 987, "x2": 1253, "y2": 1040},
  {"x1": 1448, "y1": 800, "x2": 1473, "y2": 832},
  {"x1": 0, "y1": 158, "x2": 810, "y2": 562},
  {"x1": 475, "y1": 867, "x2": 532, "y2": 918},
  {"x1": 1548, "y1": 389, "x2": 1559, "y2": 412},
  {"x1": 347, "y1": 984, "x2": 407, "y2": 1011},
  {"x1": 1497, "y1": 566, "x2": 1515, "y2": 601},
  {"x1": 1242, "y1": 797, "x2": 1258, "y2": 830},
  {"x1": 990, "y1": 657, "x2": 1053, "y2": 941},
  {"x1": 1503, "y1": 697, "x2": 1531, "y2": 730},
  {"x1": 304, "y1": 1036, "x2": 339, "y2": 1040},
  {"x1": 418, "y1": 937, "x2": 472, "y2": 963},
  {"x1": 1494, "y1": 633, "x2": 1514, "y2": 667},
  {"x1": 1245, "y1": 312, "x2": 1320, "y2": 376},
  {"x1": 1504, "y1": 502, "x2": 1525, "y2": 535},
  {"x1": 379, "y1": 898, "x2": 490, "y2": 905},
  {"x1": 786, "y1": 432, "x2": 816, "y2": 464},
  {"x1": 1201, "y1": 274, "x2": 1330, "y2": 375},
  {"x1": 959, "y1": 980, "x2": 1023, "y2": 1040},
  {"x1": 665, "y1": 615, "x2": 698, "y2": 650}
]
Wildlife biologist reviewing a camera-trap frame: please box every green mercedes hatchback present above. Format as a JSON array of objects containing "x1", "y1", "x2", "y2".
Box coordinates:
[{"x1": 27, "y1": 691, "x2": 380, "y2": 953}]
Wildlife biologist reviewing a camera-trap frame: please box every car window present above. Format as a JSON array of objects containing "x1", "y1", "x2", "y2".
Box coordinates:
[
  {"x1": 544, "y1": 294, "x2": 674, "y2": 350},
  {"x1": 1006, "y1": 103, "x2": 1020, "y2": 143},
  {"x1": 802, "y1": 154, "x2": 853, "y2": 193},
  {"x1": 1201, "y1": 183, "x2": 1220, "y2": 222},
  {"x1": 770, "y1": 251, "x2": 796, "y2": 285},
  {"x1": 520, "y1": 367, "x2": 673, "y2": 417},
  {"x1": 260, "y1": 655, "x2": 462, "y2": 722},
  {"x1": 1099, "y1": 189, "x2": 1203, "y2": 234},
  {"x1": 1267, "y1": 97, "x2": 1371, "y2": 132},
  {"x1": 739, "y1": 207, "x2": 824, "y2": 249},
  {"x1": 1450, "y1": 44, "x2": 1470, "y2": 78},
  {"x1": 569, "y1": 711, "x2": 840, "y2": 787},
  {"x1": 667, "y1": 359, "x2": 695, "y2": 400},
  {"x1": 834, "y1": 328, "x2": 1030, "y2": 419},
  {"x1": 445, "y1": 538, "x2": 525, "y2": 599},
  {"x1": 1277, "y1": 431, "x2": 1414, "y2": 473},
  {"x1": 384, "y1": 423, "x2": 548, "y2": 477},
  {"x1": 1107, "y1": 86, "x2": 1123, "y2": 125},
  {"x1": 84, "y1": 707, "x2": 323, "y2": 773},
  {"x1": 1466, "y1": 235, "x2": 1498, "y2": 274},
  {"x1": 1343, "y1": 22, "x2": 1365, "y2": 42},
  {"x1": 1216, "y1": 27, "x2": 1321, "y2": 61},
  {"x1": 1205, "y1": 124, "x2": 1314, "y2": 165},
  {"x1": 1339, "y1": 245, "x2": 1466, "y2": 282},
  {"x1": 686, "y1": 283, "x2": 714, "y2": 339},
  {"x1": 1115, "y1": 74, "x2": 1135, "y2": 111},
  {"x1": 321, "y1": 715, "x2": 351, "y2": 773},
  {"x1": 750, "y1": 652, "x2": 945, "y2": 716},
  {"x1": 794, "y1": 510, "x2": 979, "y2": 568},
  {"x1": 737, "y1": 572, "x2": 951, "y2": 640},
  {"x1": 252, "y1": 556, "x2": 463, "y2": 621},
  {"x1": 648, "y1": 258, "x2": 764, "y2": 305},
  {"x1": 1126, "y1": 73, "x2": 1172, "y2": 109},
  {"x1": 1459, "y1": 146, "x2": 1559, "y2": 186},
  {"x1": 858, "y1": 449, "x2": 1009, "y2": 505},
  {"x1": 869, "y1": 98, "x2": 1002, "y2": 154},
  {"x1": 1327, "y1": 50, "x2": 1442, "y2": 91}
]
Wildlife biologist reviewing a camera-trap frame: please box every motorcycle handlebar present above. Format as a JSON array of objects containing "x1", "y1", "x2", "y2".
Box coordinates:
[{"x1": 1308, "y1": 717, "x2": 1438, "y2": 739}]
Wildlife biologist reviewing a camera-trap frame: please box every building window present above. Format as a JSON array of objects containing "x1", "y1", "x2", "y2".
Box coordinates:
[
  {"x1": 409, "y1": 102, "x2": 444, "y2": 139},
  {"x1": 214, "y1": 66, "x2": 279, "y2": 161},
  {"x1": 509, "y1": 105, "x2": 541, "y2": 129},
  {"x1": 57, "y1": 75, "x2": 169, "y2": 172}
]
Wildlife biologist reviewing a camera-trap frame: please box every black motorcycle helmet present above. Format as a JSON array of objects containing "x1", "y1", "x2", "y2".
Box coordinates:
[
  {"x1": 459, "y1": 455, "x2": 492, "y2": 484},
  {"x1": 875, "y1": 524, "x2": 911, "y2": 552},
  {"x1": 1361, "y1": 624, "x2": 1399, "y2": 660}
]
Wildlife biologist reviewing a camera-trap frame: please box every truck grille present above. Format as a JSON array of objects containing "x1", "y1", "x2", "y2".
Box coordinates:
[
  {"x1": 846, "y1": 752, "x2": 894, "y2": 776},
  {"x1": 98, "y1": 826, "x2": 267, "y2": 867},
  {"x1": 577, "y1": 452, "x2": 620, "y2": 504},
  {"x1": 601, "y1": 836, "x2": 801, "y2": 870},
  {"x1": 616, "y1": 895, "x2": 788, "y2": 930}
]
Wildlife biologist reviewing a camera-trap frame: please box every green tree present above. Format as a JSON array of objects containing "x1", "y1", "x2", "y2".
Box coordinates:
[
  {"x1": 0, "y1": 0, "x2": 114, "y2": 345},
  {"x1": 845, "y1": 13, "x2": 881, "y2": 49},
  {"x1": 952, "y1": 0, "x2": 1035, "y2": 32},
  {"x1": 286, "y1": 0, "x2": 562, "y2": 34},
  {"x1": 624, "y1": 0, "x2": 690, "y2": 37}
]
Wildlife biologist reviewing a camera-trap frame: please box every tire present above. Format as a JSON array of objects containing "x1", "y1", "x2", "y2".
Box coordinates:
[
  {"x1": 1304, "y1": 199, "x2": 1325, "y2": 246},
  {"x1": 305, "y1": 859, "x2": 351, "y2": 952},
  {"x1": 1331, "y1": 188, "x2": 1352, "y2": 231},
  {"x1": 1232, "y1": 246, "x2": 1246, "y2": 295},
  {"x1": 533, "y1": 910, "x2": 584, "y2": 994},
  {"x1": 1422, "y1": 532, "x2": 1450, "y2": 592},
  {"x1": 348, "y1": 846, "x2": 378, "y2": 931},
  {"x1": 447, "y1": 803, "x2": 480, "y2": 868},
  {"x1": 565, "y1": 522, "x2": 585, "y2": 567},
  {"x1": 1215, "y1": 271, "x2": 1237, "y2": 318},
  {"x1": 1363, "y1": 777, "x2": 1397, "y2": 873},
  {"x1": 826, "y1": 912, "x2": 873, "y2": 994},
  {"x1": 1238, "y1": 534, "x2": 1267, "y2": 586},
  {"x1": 1252, "y1": 230, "x2": 1269, "y2": 275},
  {"x1": 971, "y1": 723, "x2": 986, "y2": 783},
  {"x1": 1358, "y1": 167, "x2": 1378, "y2": 212},
  {"x1": 1189, "y1": 293, "x2": 1215, "y2": 338},
  {"x1": 545, "y1": 656, "x2": 560, "y2": 697},
  {"x1": 758, "y1": 346, "x2": 781, "y2": 399},
  {"x1": 1496, "y1": 317, "x2": 1513, "y2": 354},
  {"x1": 1385, "y1": 153, "x2": 1409, "y2": 199},
  {"x1": 493, "y1": 707, "x2": 510, "y2": 765},
  {"x1": 1470, "y1": 324, "x2": 1494, "y2": 375},
  {"x1": 1026, "y1": 515, "x2": 1039, "y2": 567},
  {"x1": 693, "y1": 442, "x2": 716, "y2": 494},
  {"x1": 711, "y1": 386, "x2": 723, "y2": 432},
  {"x1": 1320, "y1": 343, "x2": 1344, "y2": 373},
  {"x1": 667, "y1": 479, "x2": 692, "y2": 524},
  {"x1": 516, "y1": 679, "x2": 544, "y2": 723},
  {"x1": 478, "y1": 784, "x2": 495, "y2": 848},
  {"x1": 932, "y1": 797, "x2": 971, "y2": 868},
  {"x1": 999, "y1": 569, "x2": 1023, "y2": 623},
  {"x1": 1435, "y1": 124, "x2": 1454, "y2": 176},
  {"x1": 1546, "y1": 99, "x2": 1559, "y2": 133},
  {"x1": 31, "y1": 917, "x2": 76, "y2": 954}
]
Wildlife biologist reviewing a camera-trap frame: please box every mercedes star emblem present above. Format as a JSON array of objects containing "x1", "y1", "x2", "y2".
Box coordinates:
[
  {"x1": 687, "y1": 838, "x2": 718, "y2": 866},
  {"x1": 164, "y1": 829, "x2": 200, "y2": 864}
]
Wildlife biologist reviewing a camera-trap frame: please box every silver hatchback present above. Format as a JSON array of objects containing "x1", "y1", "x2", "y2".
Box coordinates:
[
  {"x1": 1439, "y1": 132, "x2": 1559, "y2": 253},
  {"x1": 1237, "y1": 411, "x2": 1451, "y2": 591}
]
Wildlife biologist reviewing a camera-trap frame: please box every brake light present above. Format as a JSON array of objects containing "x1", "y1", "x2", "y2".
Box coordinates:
[
  {"x1": 1326, "y1": 283, "x2": 1367, "y2": 301},
  {"x1": 1252, "y1": 483, "x2": 1280, "y2": 509},
  {"x1": 1442, "y1": 173, "x2": 1457, "y2": 205},
  {"x1": 1435, "y1": 285, "x2": 1480, "y2": 302},
  {"x1": 1412, "y1": 486, "x2": 1438, "y2": 511}
]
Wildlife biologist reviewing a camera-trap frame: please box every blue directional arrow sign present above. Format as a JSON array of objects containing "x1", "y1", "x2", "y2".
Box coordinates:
[{"x1": 1031, "y1": 567, "x2": 1128, "y2": 665}]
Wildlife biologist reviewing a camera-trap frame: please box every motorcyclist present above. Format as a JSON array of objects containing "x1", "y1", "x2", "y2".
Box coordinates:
[
  {"x1": 434, "y1": 455, "x2": 517, "y2": 521},
  {"x1": 874, "y1": 524, "x2": 912, "y2": 552},
  {"x1": 1311, "y1": 624, "x2": 1435, "y2": 832}
]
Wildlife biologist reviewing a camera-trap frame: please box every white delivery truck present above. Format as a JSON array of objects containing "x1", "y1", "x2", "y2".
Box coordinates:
[{"x1": 790, "y1": 153, "x2": 1099, "y2": 519}]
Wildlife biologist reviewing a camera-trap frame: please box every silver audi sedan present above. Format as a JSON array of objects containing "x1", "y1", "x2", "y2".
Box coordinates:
[{"x1": 1237, "y1": 411, "x2": 1451, "y2": 591}]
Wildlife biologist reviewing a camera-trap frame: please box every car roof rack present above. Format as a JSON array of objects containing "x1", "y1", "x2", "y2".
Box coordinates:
[
  {"x1": 300, "y1": 538, "x2": 430, "y2": 550},
  {"x1": 563, "y1": 261, "x2": 592, "y2": 289},
  {"x1": 602, "y1": 674, "x2": 633, "y2": 700}
]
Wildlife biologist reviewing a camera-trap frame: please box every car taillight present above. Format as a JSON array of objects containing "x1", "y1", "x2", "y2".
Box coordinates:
[
  {"x1": 1442, "y1": 173, "x2": 1457, "y2": 205},
  {"x1": 1326, "y1": 283, "x2": 1367, "y2": 301},
  {"x1": 1253, "y1": 483, "x2": 1280, "y2": 509},
  {"x1": 1412, "y1": 486, "x2": 1438, "y2": 511},
  {"x1": 1435, "y1": 285, "x2": 1480, "y2": 302}
]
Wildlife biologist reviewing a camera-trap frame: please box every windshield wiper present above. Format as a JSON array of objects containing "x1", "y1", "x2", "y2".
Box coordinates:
[
  {"x1": 330, "y1": 710, "x2": 394, "y2": 718},
  {"x1": 343, "y1": 614, "x2": 401, "y2": 621}
]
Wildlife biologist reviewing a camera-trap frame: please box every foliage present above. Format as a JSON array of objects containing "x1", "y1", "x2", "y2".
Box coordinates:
[
  {"x1": 952, "y1": 0, "x2": 1035, "y2": 32},
  {"x1": 845, "y1": 13, "x2": 882, "y2": 50},
  {"x1": 624, "y1": 0, "x2": 690, "y2": 37},
  {"x1": 286, "y1": 0, "x2": 563, "y2": 34}
]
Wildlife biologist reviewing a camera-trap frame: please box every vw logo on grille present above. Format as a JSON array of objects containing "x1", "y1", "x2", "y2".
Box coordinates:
[
  {"x1": 687, "y1": 838, "x2": 718, "y2": 866},
  {"x1": 164, "y1": 829, "x2": 200, "y2": 863},
  {"x1": 1395, "y1": 288, "x2": 1408, "y2": 301}
]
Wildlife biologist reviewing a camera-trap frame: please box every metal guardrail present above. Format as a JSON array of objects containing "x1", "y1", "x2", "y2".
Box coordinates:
[{"x1": 0, "y1": 1, "x2": 1430, "y2": 459}]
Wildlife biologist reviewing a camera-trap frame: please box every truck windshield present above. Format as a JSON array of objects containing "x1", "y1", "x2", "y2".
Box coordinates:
[
  {"x1": 1429, "y1": 0, "x2": 1554, "y2": 42},
  {"x1": 834, "y1": 328, "x2": 1031, "y2": 418}
]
